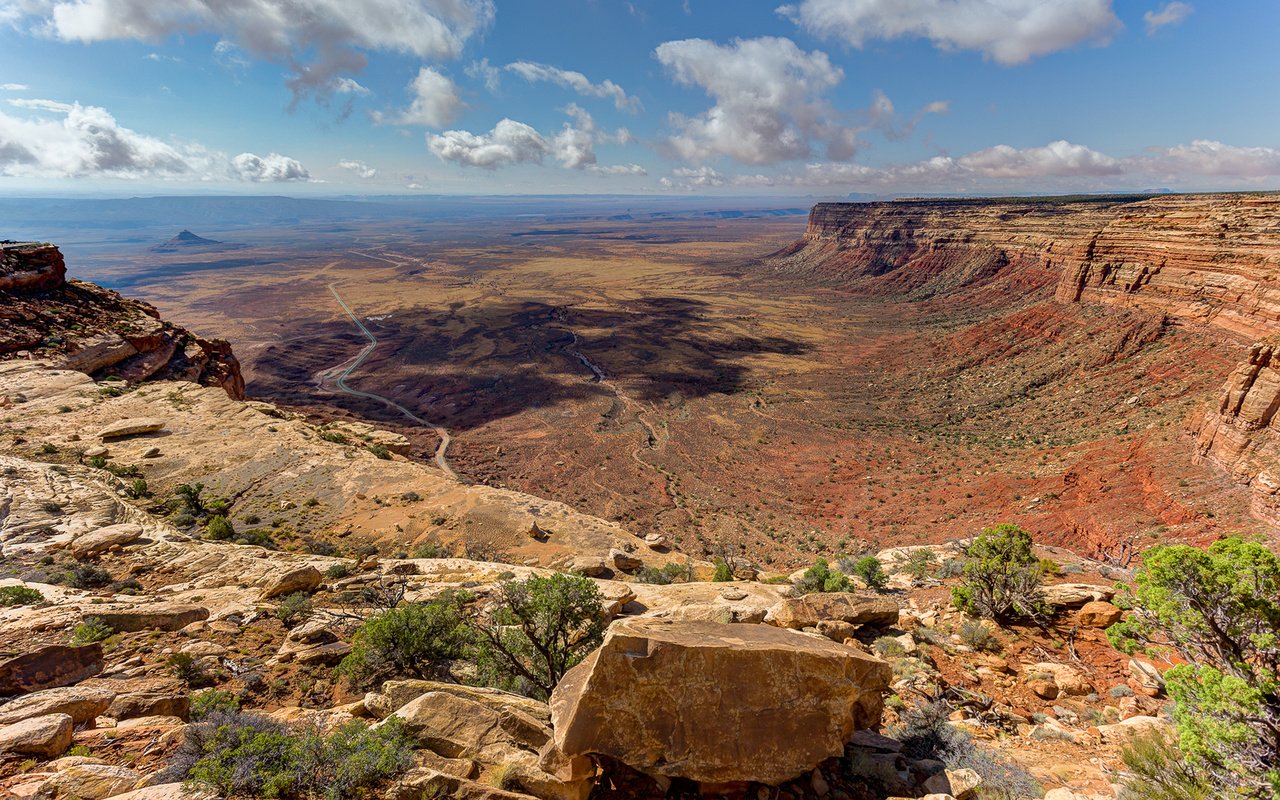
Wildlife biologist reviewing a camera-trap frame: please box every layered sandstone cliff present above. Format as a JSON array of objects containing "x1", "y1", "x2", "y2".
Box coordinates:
[
  {"x1": 774, "y1": 193, "x2": 1280, "y2": 339},
  {"x1": 0, "y1": 242, "x2": 244, "y2": 398}
]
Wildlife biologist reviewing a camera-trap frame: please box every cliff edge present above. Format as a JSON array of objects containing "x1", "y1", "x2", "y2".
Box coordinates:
[{"x1": 0, "y1": 242, "x2": 244, "y2": 399}]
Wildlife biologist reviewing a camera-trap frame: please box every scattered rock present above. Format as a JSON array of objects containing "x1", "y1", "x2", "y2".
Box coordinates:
[
  {"x1": 0, "y1": 644, "x2": 104, "y2": 695},
  {"x1": 259, "y1": 565, "x2": 322, "y2": 600},
  {"x1": 765, "y1": 593, "x2": 899, "y2": 630},
  {"x1": 141, "y1": 446, "x2": 162, "y2": 458},
  {"x1": 1076, "y1": 601, "x2": 1122, "y2": 628},
  {"x1": 96, "y1": 418, "x2": 166, "y2": 440},
  {"x1": 1128, "y1": 658, "x2": 1165, "y2": 696},
  {"x1": 548, "y1": 618, "x2": 892, "y2": 785},
  {"x1": 643, "y1": 533, "x2": 670, "y2": 549},
  {"x1": 1028, "y1": 680, "x2": 1059, "y2": 700},
  {"x1": 0, "y1": 713, "x2": 73, "y2": 757},
  {"x1": 567, "y1": 557, "x2": 607, "y2": 578},
  {"x1": 0, "y1": 686, "x2": 115, "y2": 726},
  {"x1": 68, "y1": 523, "x2": 144, "y2": 558},
  {"x1": 1028, "y1": 662, "x2": 1092, "y2": 697},
  {"x1": 1097, "y1": 715, "x2": 1170, "y2": 744},
  {"x1": 107, "y1": 690, "x2": 190, "y2": 722}
]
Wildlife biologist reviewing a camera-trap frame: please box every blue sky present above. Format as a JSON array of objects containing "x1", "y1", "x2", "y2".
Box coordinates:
[{"x1": 0, "y1": 0, "x2": 1277, "y2": 195}]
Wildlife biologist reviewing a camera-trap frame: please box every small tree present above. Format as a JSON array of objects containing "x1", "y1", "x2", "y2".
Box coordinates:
[
  {"x1": 175, "y1": 483, "x2": 207, "y2": 516},
  {"x1": 950, "y1": 524, "x2": 1047, "y2": 623},
  {"x1": 472, "y1": 573, "x2": 606, "y2": 700},
  {"x1": 1108, "y1": 537, "x2": 1280, "y2": 796},
  {"x1": 711, "y1": 558, "x2": 733, "y2": 582},
  {"x1": 849, "y1": 555, "x2": 888, "y2": 591},
  {"x1": 337, "y1": 592, "x2": 471, "y2": 689},
  {"x1": 205, "y1": 515, "x2": 234, "y2": 541},
  {"x1": 904, "y1": 549, "x2": 938, "y2": 583},
  {"x1": 794, "y1": 558, "x2": 852, "y2": 595}
]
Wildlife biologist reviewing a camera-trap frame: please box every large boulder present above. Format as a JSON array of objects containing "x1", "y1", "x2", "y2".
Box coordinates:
[
  {"x1": 96, "y1": 418, "x2": 166, "y2": 440},
  {"x1": 548, "y1": 618, "x2": 892, "y2": 785},
  {"x1": 69, "y1": 524, "x2": 144, "y2": 558},
  {"x1": 107, "y1": 689, "x2": 190, "y2": 722},
  {"x1": 35, "y1": 763, "x2": 144, "y2": 799},
  {"x1": 368, "y1": 680, "x2": 552, "y2": 725},
  {"x1": 1043, "y1": 583, "x2": 1114, "y2": 608},
  {"x1": 89, "y1": 604, "x2": 209, "y2": 633},
  {"x1": 259, "y1": 566, "x2": 323, "y2": 600},
  {"x1": 765, "y1": 592, "x2": 900, "y2": 630},
  {"x1": 0, "y1": 713, "x2": 73, "y2": 757},
  {"x1": 0, "y1": 644, "x2": 103, "y2": 695},
  {"x1": 1077, "y1": 601, "x2": 1122, "y2": 628},
  {"x1": 0, "y1": 686, "x2": 115, "y2": 726}
]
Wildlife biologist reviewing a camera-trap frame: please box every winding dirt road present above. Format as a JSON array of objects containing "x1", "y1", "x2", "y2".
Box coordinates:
[{"x1": 326, "y1": 283, "x2": 459, "y2": 480}]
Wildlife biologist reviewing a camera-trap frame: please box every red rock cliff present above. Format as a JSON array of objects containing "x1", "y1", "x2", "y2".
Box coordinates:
[
  {"x1": 771, "y1": 193, "x2": 1280, "y2": 531},
  {"x1": 0, "y1": 242, "x2": 245, "y2": 399}
]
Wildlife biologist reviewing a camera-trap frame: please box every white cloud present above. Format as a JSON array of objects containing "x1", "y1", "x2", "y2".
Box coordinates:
[
  {"x1": 333, "y1": 77, "x2": 371, "y2": 96},
  {"x1": 1142, "y1": 140, "x2": 1280, "y2": 177},
  {"x1": 398, "y1": 66, "x2": 464, "y2": 127},
  {"x1": 0, "y1": 83, "x2": 27, "y2": 91},
  {"x1": 587, "y1": 163, "x2": 646, "y2": 176},
  {"x1": 1144, "y1": 2, "x2": 1192, "y2": 35},
  {"x1": 427, "y1": 118, "x2": 549, "y2": 169},
  {"x1": 780, "y1": 0, "x2": 1121, "y2": 65},
  {"x1": 8, "y1": 0, "x2": 494, "y2": 101},
  {"x1": 466, "y1": 57, "x2": 500, "y2": 92},
  {"x1": 505, "y1": 61, "x2": 642, "y2": 112},
  {"x1": 0, "y1": 97, "x2": 309, "y2": 181},
  {"x1": 552, "y1": 124, "x2": 595, "y2": 170},
  {"x1": 230, "y1": 152, "x2": 310, "y2": 182},
  {"x1": 654, "y1": 36, "x2": 848, "y2": 165},
  {"x1": 338, "y1": 159, "x2": 378, "y2": 178},
  {"x1": 957, "y1": 140, "x2": 1122, "y2": 177}
]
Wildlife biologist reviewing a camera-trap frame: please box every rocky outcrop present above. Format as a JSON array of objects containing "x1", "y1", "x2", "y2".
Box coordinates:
[
  {"x1": 0, "y1": 243, "x2": 244, "y2": 399},
  {"x1": 773, "y1": 194, "x2": 1280, "y2": 340},
  {"x1": 0, "y1": 644, "x2": 104, "y2": 696},
  {"x1": 547, "y1": 618, "x2": 892, "y2": 786},
  {"x1": 1196, "y1": 337, "x2": 1280, "y2": 524}
]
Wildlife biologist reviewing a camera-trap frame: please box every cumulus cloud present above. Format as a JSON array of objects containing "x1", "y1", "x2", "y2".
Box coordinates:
[
  {"x1": 1144, "y1": 2, "x2": 1192, "y2": 34},
  {"x1": 338, "y1": 158, "x2": 378, "y2": 178},
  {"x1": 427, "y1": 105, "x2": 641, "y2": 173},
  {"x1": 427, "y1": 118, "x2": 549, "y2": 169},
  {"x1": 1142, "y1": 140, "x2": 1280, "y2": 177},
  {"x1": 654, "y1": 36, "x2": 848, "y2": 165},
  {"x1": 779, "y1": 0, "x2": 1121, "y2": 65},
  {"x1": 230, "y1": 152, "x2": 310, "y2": 182},
  {"x1": 0, "y1": 97, "x2": 309, "y2": 181},
  {"x1": 398, "y1": 66, "x2": 464, "y2": 127},
  {"x1": 7, "y1": 0, "x2": 494, "y2": 101},
  {"x1": 505, "y1": 61, "x2": 641, "y2": 112},
  {"x1": 957, "y1": 140, "x2": 1122, "y2": 177}
]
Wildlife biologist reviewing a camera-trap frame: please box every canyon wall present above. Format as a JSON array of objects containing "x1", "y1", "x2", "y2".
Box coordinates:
[
  {"x1": 776, "y1": 193, "x2": 1280, "y2": 339},
  {"x1": 771, "y1": 193, "x2": 1280, "y2": 532},
  {"x1": 0, "y1": 242, "x2": 244, "y2": 398}
]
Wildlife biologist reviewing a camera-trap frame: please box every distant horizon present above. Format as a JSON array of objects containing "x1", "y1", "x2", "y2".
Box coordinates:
[{"x1": 2, "y1": 2, "x2": 1278, "y2": 196}]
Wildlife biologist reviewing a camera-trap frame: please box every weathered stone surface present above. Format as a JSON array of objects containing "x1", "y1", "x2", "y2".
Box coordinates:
[
  {"x1": 384, "y1": 690, "x2": 549, "y2": 761},
  {"x1": 1076, "y1": 601, "x2": 1122, "y2": 628},
  {"x1": 0, "y1": 713, "x2": 73, "y2": 757},
  {"x1": 548, "y1": 618, "x2": 892, "y2": 785},
  {"x1": 36, "y1": 763, "x2": 143, "y2": 799},
  {"x1": 68, "y1": 524, "x2": 144, "y2": 558},
  {"x1": 89, "y1": 604, "x2": 209, "y2": 633},
  {"x1": 567, "y1": 557, "x2": 608, "y2": 577},
  {"x1": 96, "y1": 418, "x2": 166, "y2": 440},
  {"x1": 0, "y1": 686, "x2": 114, "y2": 726},
  {"x1": 259, "y1": 565, "x2": 322, "y2": 600},
  {"x1": 386, "y1": 770, "x2": 536, "y2": 800},
  {"x1": 1042, "y1": 584, "x2": 1115, "y2": 608},
  {"x1": 0, "y1": 644, "x2": 103, "y2": 695},
  {"x1": 609, "y1": 549, "x2": 641, "y2": 571},
  {"x1": 765, "y1": 592, "x2": 899, "y2": 630},
  {"x1": 107, "y1": 690, "x2": 189, "y2": 722},
  {"x1": 923, "y1": 767, "x2": 981, "y2": 800},
  {"x1": 105, "y1": 783, "x2": 215, "y2": 800},
  {"x1": 371, "y1": 680, "x2": 552, "y2": 725},
  {"x1": 1128, "y1": 658, "x2": 1165, "y2": 695}
]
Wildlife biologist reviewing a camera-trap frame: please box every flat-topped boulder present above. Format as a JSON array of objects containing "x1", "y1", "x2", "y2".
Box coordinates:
[
  {"x1": 0, "y1": 643, "x2": 103, "y2": 695},
  {"x1": 0, "y1": 713, "x2": 73, "y2": 757},
  {"x1": 259, "y1": 565, "x2": 322, "y2": 599},
  {"x1": 548, "y1": 618, "x2": 892, "y2": 785},
  {"x1": 69, "y1": 523, "x2": 144, "y2": 558},
  {"x1": 88, "y1": 604, "x2": 208, "y2": 633},
  {"x1": 96, "y1": 418, "x2": 167, "y2": 440},
  {"x1": 765, "y1": 592, "x2": 900, "y2": 630},
  {"x1": 1043, "y1": 583, "x2": 1115, "y2": 607},
  {"x1": 0, "y1": 685, "x2": 114, "y2": 726}
]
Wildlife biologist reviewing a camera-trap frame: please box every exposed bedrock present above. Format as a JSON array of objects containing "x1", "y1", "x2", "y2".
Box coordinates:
[{"x1": 0, "y1": 243, "x2": 244, "y2": 399}]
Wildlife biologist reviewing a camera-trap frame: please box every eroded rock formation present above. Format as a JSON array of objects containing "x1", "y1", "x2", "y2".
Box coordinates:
[{"x1": 0, "y1": 242, "x2": 244, "y2": 399}]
